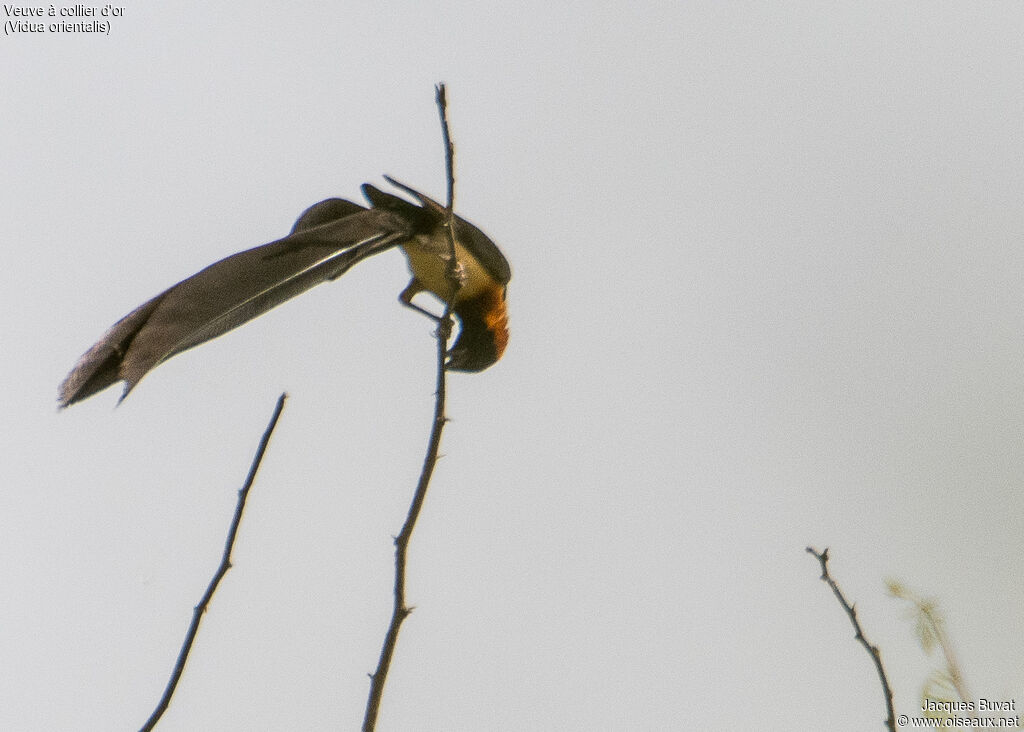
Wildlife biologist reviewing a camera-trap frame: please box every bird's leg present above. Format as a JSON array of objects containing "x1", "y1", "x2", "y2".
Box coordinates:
[
  {"x1": 399, "y1": 278, "x2": 456, "y2": 347},
  {"x1": 398, "y1": 279, "x2": 442, "y2": 322}
]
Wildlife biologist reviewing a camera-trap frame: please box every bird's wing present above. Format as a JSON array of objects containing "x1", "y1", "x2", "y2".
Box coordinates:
[
  {"x1": 59, "y1": 207, "x2": 411, "y2": 406},
  {"x1": 289, "y1": 198, "x2": 367, "y2": 234}
]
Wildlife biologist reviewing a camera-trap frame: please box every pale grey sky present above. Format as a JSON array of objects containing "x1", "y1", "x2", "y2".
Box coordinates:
[{"x1": 3, "y1": 2, "x2": 1023, "y2": 730}]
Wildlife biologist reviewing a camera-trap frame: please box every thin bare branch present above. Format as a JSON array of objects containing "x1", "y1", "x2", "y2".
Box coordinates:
[
  {"x1": 139, "y1": 393, "x2": 288, "y2": 732},
  {"x1": 806, "y1": 546, "x2": 896, "y2": 732},
  {"x1": 362, "y1": 83, "x2": 461, "y2": 732}
]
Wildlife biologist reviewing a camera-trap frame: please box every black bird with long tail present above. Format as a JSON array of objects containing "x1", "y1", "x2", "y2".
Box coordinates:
[{"x1": 58, "y1": 177, "x2": 510, "y2": 407}]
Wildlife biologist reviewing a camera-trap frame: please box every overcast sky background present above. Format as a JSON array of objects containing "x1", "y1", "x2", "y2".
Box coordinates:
[{"x1": 2, "y1": 2, "x2": 1023, "y2": 730}]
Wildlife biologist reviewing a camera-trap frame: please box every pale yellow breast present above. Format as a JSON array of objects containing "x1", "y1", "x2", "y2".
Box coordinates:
[{"x1": 401, "y1": 233, "x2": 493, "y2": 302}]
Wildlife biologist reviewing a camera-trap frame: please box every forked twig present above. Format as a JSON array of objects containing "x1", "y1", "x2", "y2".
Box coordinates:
[
  {"x1": 139, "y1": 393, "x2": 288, "y2": 731},
  {"x1": 806, "y1": 546, "x2": 896, "y2": 732},
  {"x1": 361, "y1": 83, "x2": 461, "y2": 732}
]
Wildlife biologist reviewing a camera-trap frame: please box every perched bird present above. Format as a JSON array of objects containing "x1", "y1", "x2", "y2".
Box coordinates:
[{"x1": 58, "y1": 177, "x2": 510, "y2": 407}]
